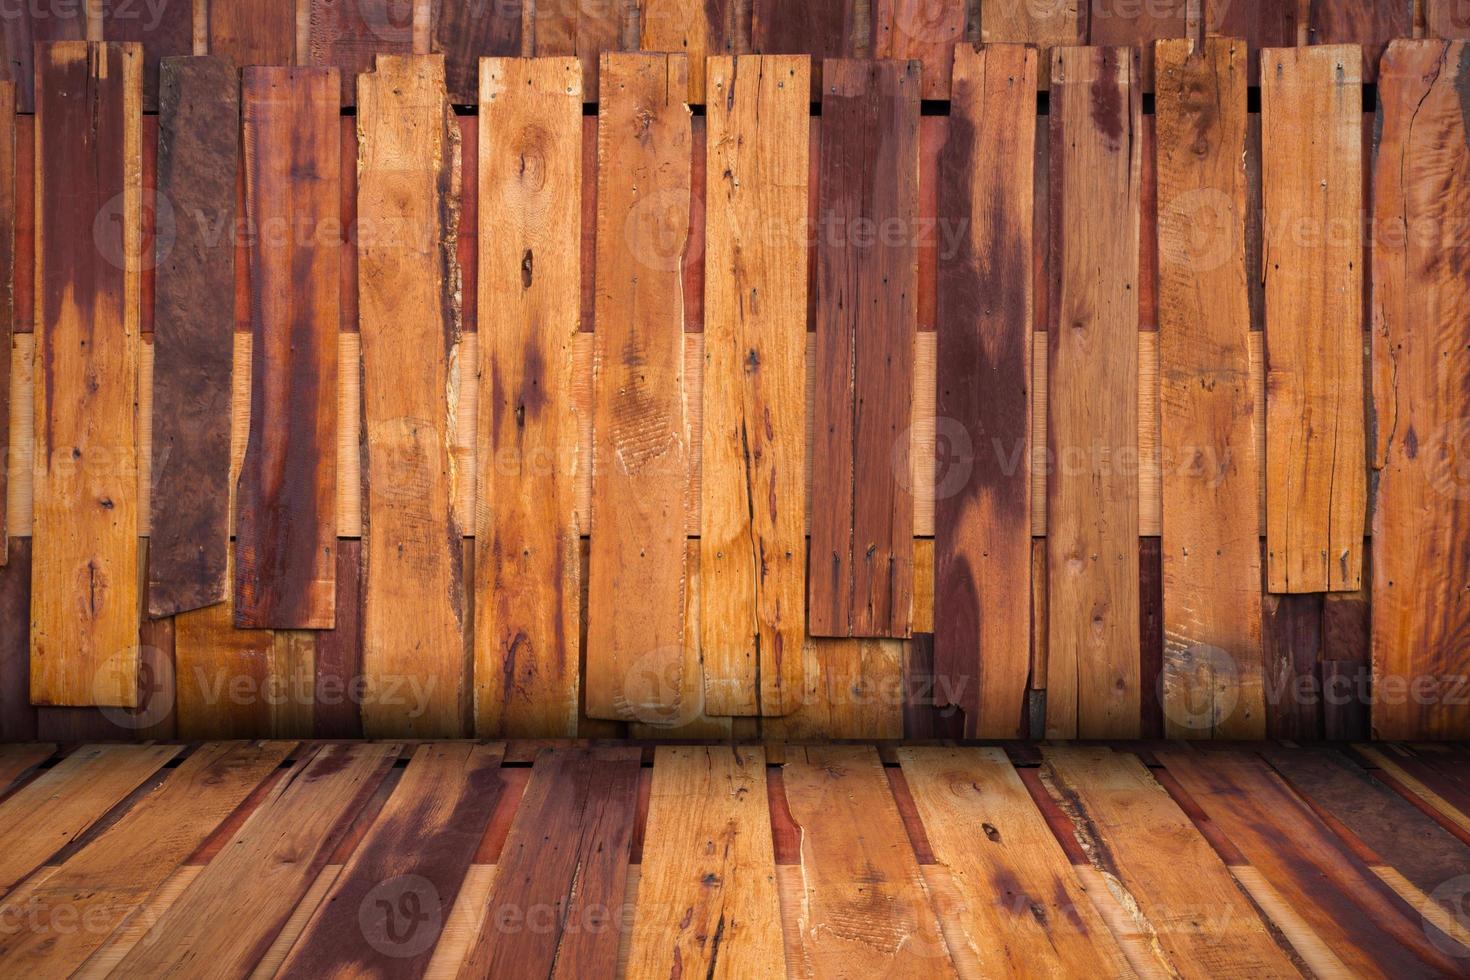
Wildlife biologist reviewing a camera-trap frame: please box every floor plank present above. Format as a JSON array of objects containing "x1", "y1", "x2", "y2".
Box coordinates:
[{"x1": 0, "y1": 744, "x2": 53, "y2": 790}]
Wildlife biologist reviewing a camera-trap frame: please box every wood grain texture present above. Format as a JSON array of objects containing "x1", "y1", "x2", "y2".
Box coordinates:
[
  {"x1": 278, "y1": 742, "x2": 504, "y2": 978},
  {"x1": 476, "y1": 57, "x2": 583, "y2": 738},
  {"x1": 641, "y1": 0, "x2": 744, "y2": 102},
  {"x1": 1043, "y1": 746, "x2": 1301, "y2": 975},
  {"x1": 1155, "y1": 38, "x2": 1263, "y2": 739},
  {"x1": 978, "y1": 0, "x2": 1083, "y2": 87},
  {"x1": 701, "y1": 55, "x2": 808, "y2": 716},
  {"x1": 899, "y1": 747, "x2": 1133, "y2": 976},
  {"x1": 1371, "y1": 39, "x2": 1470, "y2": 740},
  {"x1": 626, "y1": 747, "x2": 784, "y2": 978},
  {"x1": 308, "y1": 0, "x2": 415, "y2": 105},
  {"x1": 313, "y1": 536, "x2": 364, "y2": 737},
  {"x1": 781, "y1": 745, "x2": 955, "y2": 976},
  {"x1": 1045, "y1": 46, "x2": 1141, "y2": 739},
  {"x1": 0, "y1": 543, "x2": 38, "y2": 741},
  {"x1": 751, "y1": 0, "x2": 870, "y2": 98},
  {"x1": 101, "y1": 0, "x2": 193, "y2": 109},
  {"x1": 1261, "y1": 45, "x2": 1366, "y2": 594},
  {"x1": 1428, "y1": 0, "x2": 1470, "y2": 37},
  {"x1": 810, "y1": 59, "x2": 919, "y2": 641},
  {"x1": 585, "y1": 53, "x2": 696, "y2": 726},
  {"x1": 1088, "y1": 0, "x2": 1187, "y2": 89},
  {"x1": 31, "y1": 42, "x2": 143, "y2": 709},
  {"x1": 357, "y1": 54, "x2": 465, "y2": 738},
  {"x1": 235, "y1": 67, "x2": 340, "y2": 629},
  {"x1": 209, "y1": 0, "x2": 297, "y2": 66},
  {"x1": 434, "y1": 0, "x2": 525, "y2": 105},
  {"x1": 0, "y1": 82, "x2": 11, "y2": 569},
  {"x1": 0, "y1": 1, "x2": 85, "y2": 112},
  {"x1": 874, "y1": 0, "x2": 968, "y2": 99},
  {"x1": 1159, "y1": 748, "x2": 1470, "y2": 975},
  {"x1": 114, "y1": 743, "x2": 397, "y2": 978},
  {"x1": 1205, "y1": 0, "x2": 1299, "y2": 81},
  {"x1": 0, "y1": 741, "x2": 293, "y2": 977},
  {"x1": 1307, "y1": 0, "x2": 1413, "y2": 81},
  {"x1": 0, "y1": 743, "x2": 180, "y2": 893},
  {"x1": 148, "y1": 56, "x2": 238, "y2": 619},
  {"x1": 456, "y1": 747, "x2": 640, "y2": 978},
  {"x1": 532, "y1": 0, "x2": 634, "y2": 100},
  {"x1": 761, "y1": 637, "x2": 905, "y2": 740},
  {"x1": 934, "y1": 44, "x2": 1035, "y2": 739},
  {"x1": 1263, "y1": 591, "x2": 1325, "y2": 739}
]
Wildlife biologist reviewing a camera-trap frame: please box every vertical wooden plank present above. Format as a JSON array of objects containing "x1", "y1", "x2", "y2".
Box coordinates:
[
  {"x1": 641, "y1": 0, "x2": 743, "y2": 103},
  {"x1": 1155, "y1": 38, "x2": 1264, "y2": 739},
  {"x1": 357, "y1": 54, "x2": 464, "y2": 738},
  {"x1": 874, "y1": 0, "x2": 969, "y2": 98},
  {"x1": 31, "y1": 42, "x2": 143, "y2": 709},
  {"x1": 456, "y1": 747, "x2": 641, "y2": 978},
  {"x1": 934, "y1": 44, "x2": 1036, "y2": 739},
  {"x1": 476, "y1": 57, "x2": 583, "y2": 738},
  {"x1": 278, "y1": 743, "x2": 504, "y2": 978},
  {"x1": 751, "y1": 0, "x2": 871, "y2": 98},
  {"x1": 313, "y1": 537, "x2": 363, "y2": 737},
  {"x1": 1262, "y1": 45, "x2": 1366, "y2": 594},
  {"x1": 0, "y1": 540, "x2": 37, "y2": 741},
  {"x1": 700, "y1": 55, "x2": 808, "y2": 717},
  {"x1": 235, "y1": 67, "x2": 339, "y2": 629},
  {"x1": 307, "y1": 0, "x2": 414, "y2": 105},
  {"x1": 762, "y1": 638, "x2": 905, "y2": 739},
  {"x1": 585, "y1": 53, "x2": 695, "y2": 726},
  {"x1": 0, "y1": 4, "x2": 85, "y2": 113},
  {"x1": 781, "y1": 746, "x2": 955, "y2": 976},
  {"x1": 1308, "y1": 0, "x2": 1414, "y2": 79},
  {"x1": 1045, "y1": 46, "x2": 1141, "y2": 739},
  {"x1": 1263, "y1": 590, "x2": 1324, "y2": 739},
  {"x1": 810, "y1": 59, "x2": 919, "y2": 641},
  {"x1": 148, "y1": 56, "x2": 238, "y2": 619},
  {"x1": 1088, "y1": 0, "x2": 1188, "y2": 88},
  {"x1": 627, "y1": 747, "x2": 784, "y2": 977},
  {"x1": 978, "y1": 0, "x2": 1084, "y2": 87},
  {"x1": 533, "y1": 0, "x2": 634, "y2": 101},
  {"x1": 101, "y1": 0, "x2": 194, "y2": 109},
  {"x1": 1427, "y1": 0, "x2": 1470, "y2": 36},
  {"x1": 1204, "y1": 0, "x2": 1300, "y2": 82},
  {"x1": 209, "y1": 0, "x2": 297, "y2": 66},
  {"x1": 1372, "y1": 39, "x2": 1470, "y2": 739},
  {"x1": 433, "y1": 0, "x2": 525, "y2": 105},
  {"x1": 0, "y1": 83, "x2": 11, "y2": 569}
]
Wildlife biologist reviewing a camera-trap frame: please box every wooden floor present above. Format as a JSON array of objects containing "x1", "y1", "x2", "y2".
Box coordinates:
[{"x1": 0, "y1": 742, "x2": 1467, "y2": 977}]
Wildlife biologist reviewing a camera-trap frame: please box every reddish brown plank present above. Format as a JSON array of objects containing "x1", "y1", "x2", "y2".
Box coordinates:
[
  {"x1": 1088, "y1": 0, "x2": 1187, "y2": 88},
  {"x1": 0, "y1": 82, "x2": 11, "y2": 567},
  {"x1": 279, "y1": 743, "x2": 505, "y2": 978},
  {"x1": 1308, "y1": 0, "x2": 1414, "y2": 80},
  {"x1": 435, "y1": 0, "x2": 525, "y2": 104},
  {"x1": 0, "y1": 2, "x2": 84, "y2": 112},
  {"x1": 148, "y1": 56, "x2": 238, "y2": 619},
  {"x1": 533, "y1": 0, "x2": 634, "y2": 100},
  {"x1": 313, "y1": 538, "x2": 364, "y2": 738},
  {"x1": 456, "y1": 747, "x2": 641, "y2": 978},
  {"x1": 1205, "y1": 0, "x2": 1300, "y2": 82},
  {"x1": 810, "y1": 59, "x2": 919, "y2": 640},
  {"x1": 873, "y1": 0, "x2": 968, "y2": 98},
  {"x1": 102, "y1": 0, "x2": 194, "y2": 109},
  {"x1": 1263, "y1": 591, "x2": 1324, "y2": 739},
  {"x1": 235, "y1": 67, "x2": 340, "y2": 630},
  {"x1": 0, "y1": 540, "x2": 37, "y2": 741},
  {"x1": 1428, "y1": 0, "x2": 1470, "y2": 37},
  {"x1": 307, "y1": 0, "x2": 414, "y2": 105},
  {"x1": 210, "y1": 0, "x2": 297, "y2": 66},
  {"x1": 934, "y1": 43, "x2": 1036, "y2": 738},
  {"x1": 751, "y1": 0, "x2": 870, "y2": 98}
]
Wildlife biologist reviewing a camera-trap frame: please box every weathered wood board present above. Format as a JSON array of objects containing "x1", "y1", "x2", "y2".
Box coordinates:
[
  {"x1": 978, "y1": 0, "x2": 1083, "y2": 87},
  {"x1": 751, "y1": 0, "x2": 870, "y2": 98},
  {"x1": 532, "y1": 0, "x2": 633, "y2": 100},
  {"x1": 1155, "y1": 37, "x2": 1264, "y2": 739},
  {"x1": 701, "y1": 55, "x2": 809, "y2": 716},
  {"x1": 357, "y1": 54, "x2": 465, "y2": 738},
  {"x1": 476, "y1": 57, "x2": 583, "y2": 738},
  {"x1": 1307, "y1": 0, "x2": 1413, "y2": 81},
  {"x1": 307, "y1": 0, "x2": 414, "y2": 105},
  {"x1": 148, "y1": 56, "x2": 238, "y2": 619},
  {"x1": 641, "y1": 0, "x2": 743, "y2": 102},
  {"x1": 435, "y1": 0, "x2": 525, "y2": 104},
  {"x1": 1371, "y1": 39, "x2": 1470, "y2": 740},
  {"x1": 0, "y1": 2, "x2": 85, "y2": 113},
  {"x1": 1045, "y1": 46, "x2": 1141, "y2": 739},
  {"x1": 585, "y1": 53, "x2": 696, "y2": 726},
  {"x1": 873, "y1": 0, "x2": 967, "y2": 99},
  {"x1": 101, "y1": 0, "x2": 194, "y2": 109},
  {"x1": 933, "y1": 43, "x2": 1036, "y2": 739},
  {"x1": 235, "y1": 67, "x2": 340, "y2": 630},
  {"x1": 1088, "y1": 0, "x2": 1188, "y2": 88},
  {"x1": 810, "y1": 59, "x2": 919, "y2": 641},
  {"x1": 0, "y1": 82, "x2": 12, "y2": 569},
  {"x1": 209, "y1": 0, "x2": 297, "y2": 66},
  {"x1": 1206, "y1": 0, "x2": 1300, "y2": 81},
  {"x1": 1261, "y1": 45, "x2": 1365, "y2": 594},
  {"x1": 31, "y1": 42, "x2": 143, "y2": 709}
]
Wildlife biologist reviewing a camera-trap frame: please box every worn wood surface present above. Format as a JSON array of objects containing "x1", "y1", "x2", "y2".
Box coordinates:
[
  {"x1": 700, "y1": 55, "x2": 809, "y2": 717},
  {"x1": 209, "y1": 0, "x2": 297, "y2": 66},
  {"x1": 1307, "y1": 0, "x2": 1413, "y2": 80},
  {"x1": 641, "y1": 0, "x2": 743, "y2": 102},
  {"x1": 101, "y1": 0, "x2": 193, "y2": 109},
  {"x1": 0, "y1": 82, "x2": 11, "y2": 569},
  {"x1": 31, "y1": 42, "x2": 143, "y2": 709},
  {"x1": 978, "y1": 0, "x2": 1083, "y2": 87},
  {"x1": 810, "y1": 59, "x2": 919, "y2": 641},
  {"x1": 235, "y1": 67, "x2": 340, "y2": 630},
  {"x1": 1427, "y1": 0, "x2": 1470, "y2": 37},
  {"x1": 1088, "y1": 0, "x2": 1187, "y2": 88},
  {"x1": 1371, "y1": 39, "x2": 1470, "y2": 740},
  {"x1": 933, "y1": 44, "x2": 1035, "y2": 739},
  {"x1": 148, "y1": 56, "x2": 238, "y2": 619},
  {"x1": 1261, "y1": 45, "x2": 1366, "y2": 594},
  {"x1": 1045, "y1": 46, "x2": 1141, "y2": 739},
  {"x1": 357, "y1": 54, "x2": 465, "y2": 738},
  {"x1": 532, "y1": 0, "x2": 633, "y2": 100},
  {"x1": 585, "y1": 53, "x2": 696, "y2": 726},
  {"x1": 627, "y1": 747, "x2": 784, "y2": 977},
  {"x1": 751, "y1": 0, "x2": 870, "y2": 98},
  {"x1": 0, "y1": 2, "x2": 85, "y2": 112},
  {"x1": 475, "y1": 57, "x2": 583, "y2": 738},
  {"x1": 308, "y1": 0, "x2": 414, "y2": 105},
  {"x1": 873, "y1": 0, "x2": 968, "y2": 98},
  {"x1": 761, "y1": 637, "x2": 906, "y2": 740},
  {"x1": 1206, "y1": 0, "x2": 1300, "y2": 81},
  {"x1": 434, "y1": 0, "x2": 525, "y2": 104},
  {"x1": 1155, "y1": 38, "x2": 1263, "y2": 740}
]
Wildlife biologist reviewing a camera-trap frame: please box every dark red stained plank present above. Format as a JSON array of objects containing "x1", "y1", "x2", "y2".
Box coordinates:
[
  {"x1": 0, "y1": 4, "x2": 84, "y2": 112},
  {"x1": 235, "y1": 67, "x2": 340, "y2": 630},
  {"x1": 279, "y1": 743, "x2": 505, "y2": 978},
  {"x1": 579, "y1": 114, "x2": 596, "y2": 332},
  {"x1": 435, "y1": 0, "x2": 524, "y2": 104},
  {"x1": 1205, "y1": 0, "x2": 1300, "y2": 82},
  {"x1": 1139, "y1": 537, "x2": 1164, "y2": 739},
  {"x1": 457, "y1": 115, "x2": 477, "y2": 335},
  {"x1": 339, "y1": 116, "x2": 357, "y2": 333},
  {"x1": 0, "y1": 540, "x2": 37, "y2": 741},
  {"x1": 457, "y1": 748, "x2": 641, "y2": 978},
  {"x1": 314, "y1": 538, "x2": 364, "y2": 738},
  {"x1": 933, "y1": 44, "x2": 1035, "y2": 738},
  {"x1": 148, "y1": 57, "x2": 238, "y2": 620},
  {"x1": 533, "y1": 0, "x2": 634, "y2": 100},
  {"x1": 1308, "y1": 0, "x2": 1414, "y2": 81},
  {"x1": 307, "y1": 0, "x2": 414, "y2": 106},
  {"x1": 1262, "y1": 591, "x2": 1323, "y2": 740},
  {"x1": 102, "y1": 0, "x2": 194, "y2": 109},
  {"x1": 13, "y1": 114, "x2": 30, "y2": 335},
  {"x1": 902, "y1": 634, "x2": 966, "y2": 740},
  {"x1": 810, "y1": 59, "x2": 919, "y2": 640},
  {"x1": 1088, "y1": 0, "x2": 1186, "y2": 89},
  {"x1": 0, "y1": 82, "x2": 11, "y2": 564},
  {"x1": 752, "y1": 0, "x2": 871, "y2": 98},
  {"x1": 211, "y1": 0, "x2": 297, "y2": 67}
]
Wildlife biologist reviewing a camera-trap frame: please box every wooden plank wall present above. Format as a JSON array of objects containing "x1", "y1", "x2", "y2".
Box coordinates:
[{"x1": 0, "y1": 2, "x2": 1464, "y2": 741}]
